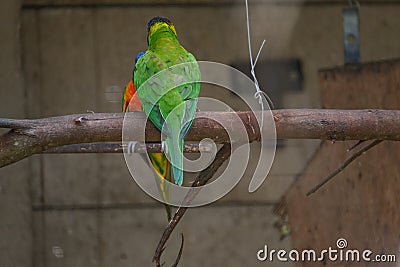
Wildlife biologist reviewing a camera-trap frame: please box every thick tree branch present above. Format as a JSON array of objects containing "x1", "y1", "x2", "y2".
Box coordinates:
[{"x1": 1, "y1": 109, "x2": 400, "y2": 168}]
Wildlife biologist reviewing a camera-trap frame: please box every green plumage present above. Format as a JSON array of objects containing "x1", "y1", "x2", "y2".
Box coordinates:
[{"x1": 134, "y1": 17, "x2": 200, "y2": 185}]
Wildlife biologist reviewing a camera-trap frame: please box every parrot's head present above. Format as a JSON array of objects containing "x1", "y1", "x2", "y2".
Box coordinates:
[{"x1": 147, "y1": 16, "x2": 177, "y2": 43}]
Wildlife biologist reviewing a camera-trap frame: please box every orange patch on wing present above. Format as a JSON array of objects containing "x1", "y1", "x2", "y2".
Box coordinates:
[{"x1": 123, "y1": 80, "x2": 142, "y2": 112}]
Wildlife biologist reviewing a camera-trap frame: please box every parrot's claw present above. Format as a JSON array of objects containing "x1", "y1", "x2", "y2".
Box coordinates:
[
  {"x1": 127, "y1": 141, "x2": 138, "y2": 154},
  {"x1": 161, "y1": 141, "x2": 168, "y2": 154}
]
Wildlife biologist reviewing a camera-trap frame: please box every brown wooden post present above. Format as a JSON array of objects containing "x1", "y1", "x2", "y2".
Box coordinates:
[{"x1": 285, "y1": 59, "x2": 400, "y2": 266}]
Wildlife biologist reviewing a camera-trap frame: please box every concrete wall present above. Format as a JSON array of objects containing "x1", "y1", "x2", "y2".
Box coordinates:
[
  {"x1": 1, "y1": 1, "x2": 400, "y2": 266},
  {"x1": 0, "y1": 1, "x2": 33, "y2": 267}
]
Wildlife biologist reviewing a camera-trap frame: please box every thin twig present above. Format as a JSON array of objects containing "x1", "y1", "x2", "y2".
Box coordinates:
[
  {"x1": 306, "y1": 140, "x2": 383, "y2": 196},
  {"x1": 347, "y1": 140, "x2": 366, "y2": 151},
  {"x1": 154, "y1": 206, "x2": 186, "y2": 267},
  {"x1": 171, "y1": 234, "x2": 184, "y2": 267},
  {"x1": 153, "y1": 143, "x2": 232, "y2": 267}
]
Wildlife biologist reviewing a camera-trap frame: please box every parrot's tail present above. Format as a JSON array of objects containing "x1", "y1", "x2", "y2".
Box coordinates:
[
  {"x1": 148, "y1": 152, "x2": 172, "y2": 222},
  {"x1": 158, "y1": 159, "x2": 172, "y2": 221},
  {"x1": 163, "y1": 204, "x2": 172, "y2": 222},
  {"x1": 166, "y1": 136, "x2": 184, "y2": 186}
]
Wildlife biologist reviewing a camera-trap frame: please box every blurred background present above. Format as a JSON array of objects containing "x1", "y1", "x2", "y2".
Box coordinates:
[{"x1": 1, "y1": 0, "x2": 399, "y2": 266}]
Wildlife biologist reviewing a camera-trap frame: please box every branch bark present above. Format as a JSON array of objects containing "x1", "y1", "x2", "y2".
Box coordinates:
[
  {"x1": 43, "y1": 142, "x2": 212, "y2": 154},
  {"x1": 1, "y1": 109, "x2": 400, "y2": 168}
]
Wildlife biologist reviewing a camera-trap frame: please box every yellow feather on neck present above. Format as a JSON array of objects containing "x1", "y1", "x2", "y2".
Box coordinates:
[{"x1": 148, "y1": 22, "x2": 177, "y2": 43}]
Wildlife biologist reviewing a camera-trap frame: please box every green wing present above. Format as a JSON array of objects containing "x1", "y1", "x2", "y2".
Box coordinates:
[
  {"x1": 134, "y1": 47, "x2": 200, "y2": 185},
  {"x1": 134, "y1": 50, "x2": 200, "y2": 136}
]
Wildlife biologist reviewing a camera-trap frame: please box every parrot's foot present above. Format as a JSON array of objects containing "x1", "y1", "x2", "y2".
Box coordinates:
[
  {"x1": 161, "y1": 141, "x2": 168, "y2": 154},
  {"x1": 126, "y1": 141, "x2": 139, "y2": 154}
]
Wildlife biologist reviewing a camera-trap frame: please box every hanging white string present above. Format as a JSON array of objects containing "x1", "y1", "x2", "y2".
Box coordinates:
[{"x1": 245, "y1": 0, "x2": 274, "y2": 129}]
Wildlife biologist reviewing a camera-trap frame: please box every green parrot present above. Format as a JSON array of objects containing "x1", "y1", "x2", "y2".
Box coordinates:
[
  {"x1": 123, "y1": 51, "x2": 172, "y2": 221},
  {"x1": 134, "y1": 16, "x2": 200, "y2": 186}
]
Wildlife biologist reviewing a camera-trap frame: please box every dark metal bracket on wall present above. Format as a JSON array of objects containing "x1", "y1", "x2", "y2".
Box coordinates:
[
  {"x1": 232, "y1": 59, "x2": 304, "y2": 110},
  {"x1": 343, "y1": 2, "x2": 361, "y2": 64},
  {"x1": 232, "y1": 59, "x2": 303, "y2": 148}
]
